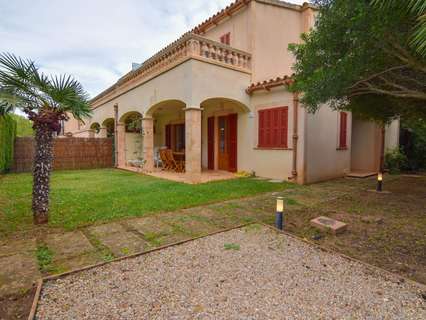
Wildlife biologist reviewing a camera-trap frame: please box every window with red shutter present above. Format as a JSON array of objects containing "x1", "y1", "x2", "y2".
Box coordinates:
[
  {"x1": 339, "y1": 112, "x2": 347, "y2": 149},
  {"x1": 220, "y1": 32, "x2": 231, "y2": 45},
  {"x1": 258, "y1": 107, "x2": 288, "y2": 148}
]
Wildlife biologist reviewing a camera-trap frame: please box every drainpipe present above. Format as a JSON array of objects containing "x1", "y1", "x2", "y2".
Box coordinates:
[
  {"x1": 114, "y1": 103, "x2": 119, "y2": 167},
  {"x1": 379, "y1": 124, "x2": 386, "y2": 172},
  {"x1": 291, "y1": 92, "x2": 299, "y2": 180}
]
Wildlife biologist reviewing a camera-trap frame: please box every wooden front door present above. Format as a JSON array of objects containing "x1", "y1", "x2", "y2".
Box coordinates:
[
  {"x1": 208, "y1": 117, "x2": 215, "y2": 170},
  {"x1": 218, "y1": 114, "x2": 237, "y2": 172}
]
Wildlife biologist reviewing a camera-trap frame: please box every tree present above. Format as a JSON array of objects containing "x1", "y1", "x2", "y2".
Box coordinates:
[
  {"x1": 372, "y1": 0, "x2": 426, "y2": 58},
  {"x1": 289, "y1": 0, "x2": 426, "y2": 122},
  {"x1": 0, "y1": 53, "x2": 91, "y2": 224}
]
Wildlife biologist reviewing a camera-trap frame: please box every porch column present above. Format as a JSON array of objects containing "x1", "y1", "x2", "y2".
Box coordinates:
[
  {"x1": 142, "y1": 117, "x2": 154, "y2": 172},
  {"x1": 185, "y1": 107, "x2": 202, "y2": 181},
  {"x1": 116, "y1": 123, "x2": 126, "y2": 167}
]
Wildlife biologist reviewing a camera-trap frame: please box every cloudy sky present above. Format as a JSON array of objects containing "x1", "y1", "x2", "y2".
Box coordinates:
[{"x1": 1, "y1": 0, "x2": 305, "y2": 98}]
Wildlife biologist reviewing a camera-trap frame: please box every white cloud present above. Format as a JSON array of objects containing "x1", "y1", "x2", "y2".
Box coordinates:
[{"x1": 0, "y1": 0, "x2": 306, "y2": 97}]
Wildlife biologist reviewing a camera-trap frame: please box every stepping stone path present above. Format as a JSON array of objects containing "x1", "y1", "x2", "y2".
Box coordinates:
[
  {"x1": 0, "y1": 181, "x2": 368, "y2": 300},
  {"x1": 87, "y1": 223, "x2": 149, "y2": 257},
  {"x1": 44, "y1": 231, "x2": 95, "y2": 261},
  {"x1": 0, "y1": 238, "x2": 40, "y2": 296}
]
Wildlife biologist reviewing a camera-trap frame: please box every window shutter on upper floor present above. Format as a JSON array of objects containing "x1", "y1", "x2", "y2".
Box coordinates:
[
  {"x1": 339, "y1": 112, "x2": 348, "y2": 148},
  {"x1": 220, "y1": 32, "x2": 231, "y2": 45}
]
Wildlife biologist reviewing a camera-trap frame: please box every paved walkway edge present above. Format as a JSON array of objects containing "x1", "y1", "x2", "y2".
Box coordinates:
[{"x1": 28, "y1": 222, "x2": 426, "y2": 320}]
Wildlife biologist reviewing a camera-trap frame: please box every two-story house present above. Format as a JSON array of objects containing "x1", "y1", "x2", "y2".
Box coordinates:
[{"x1": 64, "y1": 0, "x2": 399, "y2": 184}]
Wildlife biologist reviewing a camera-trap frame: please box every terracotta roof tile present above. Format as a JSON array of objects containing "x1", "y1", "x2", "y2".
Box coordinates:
[{"x1": 246, "y1": 75, "x2": 294, "y2": 94}]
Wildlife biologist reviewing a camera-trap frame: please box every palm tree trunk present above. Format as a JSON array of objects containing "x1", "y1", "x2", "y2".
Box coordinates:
[{"x1": 32, "y1": 124, "x2": 54, "y2": 224}]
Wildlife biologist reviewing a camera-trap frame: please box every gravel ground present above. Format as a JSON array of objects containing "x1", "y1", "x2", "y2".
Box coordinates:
[{"x1": 36, "y1": 225, "x2": 426, "y2": 320}]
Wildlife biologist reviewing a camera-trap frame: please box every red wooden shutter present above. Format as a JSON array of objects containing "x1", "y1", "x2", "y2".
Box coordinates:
[
  {"x1": 220, "y1": 33, "x2": 231, "y2": 45},
  {"x1": 258, "y1": 107, "x2": 288, "y2": 148},
  {"x1": 226, "y1": 33, "x2": 231, "y2": 45},
  {"x1": 259, "y1": 110, "x2": 265, "y2": 147},
  {"x1": 279, "y1": 107, "x2": 288, "y2": 148},
  {"x1": 165, "y1": 124, "x2": 172, "y2": 149},
  {"x1": 265, "y1": 109, "x2": 271, "y2": 147},
  {"x1": 228, "y1": 114, "x2": 238, "y2": 172},
  {"x1": 207, "y1": 117, "x2": 215, "y2": 170},
  {"x1": 339, "y1": 112, "x2": 347, "y2": 148}
]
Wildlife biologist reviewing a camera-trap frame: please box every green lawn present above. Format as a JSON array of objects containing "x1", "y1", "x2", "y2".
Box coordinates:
[{"x1": 0, "y1": 169, "x2": 293, "y2": 236}]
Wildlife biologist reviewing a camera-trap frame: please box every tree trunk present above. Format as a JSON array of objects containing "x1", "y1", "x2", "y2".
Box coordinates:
[{"x1": 32, "y1": 124, "x2": 54, "y2": 225}]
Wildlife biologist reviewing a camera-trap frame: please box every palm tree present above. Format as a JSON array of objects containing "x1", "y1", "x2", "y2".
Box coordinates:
[
  {"x1": 371, "y1": 0, "x2": 426, "y2": 57},
  {"x1": 0, "y1": 53, "x2": 91, "y2": 224}
]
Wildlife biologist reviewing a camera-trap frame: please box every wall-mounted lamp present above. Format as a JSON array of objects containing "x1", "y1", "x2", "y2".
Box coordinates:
[{"x1": 275, "y1": 197, "x2": 284, "y2": 230}]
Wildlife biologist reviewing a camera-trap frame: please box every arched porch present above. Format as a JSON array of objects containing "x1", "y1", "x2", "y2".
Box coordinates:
[
  {"x1": 117, "y1": 111, "x2": 143, "y2": 166},
  {"x1": 126, "y1": 97, "x2": 248, "y2": 183},
  {"x1": 200, "y1": 98, "x2": 250, "y2": 173},
  {"x1": 101, "y1": 118, "x2": 115, "y2": 138}
]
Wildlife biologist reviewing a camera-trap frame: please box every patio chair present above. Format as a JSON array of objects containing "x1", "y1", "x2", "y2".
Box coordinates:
[
  {"x1": 154, "y1": 147, "x2": 162, "y2": 168},
  {"x1": 160, "y1": 149, "x2": 173, "y2": 171},
  {"x1": 165, "y1": 149, "x2": 185, "y2": 173}
]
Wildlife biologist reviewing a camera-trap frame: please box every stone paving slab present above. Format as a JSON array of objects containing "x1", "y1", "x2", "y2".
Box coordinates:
[
  {"x1": 95, "y1": 231, "x2": 148, "y2": 257},
  {"x1": 0, "y1": 253, "x2": 40, "y2": 296},
  {"x1": 53, "y1": 253, "x2": 103, "y2": 273},
  {"x1": 124, "y1": 216, "x2": 173, "y2": 236},
  {"x1": 149, "y1": 232, "x2": 193, "y2": 248},
  {"x1": 160, "y1": 213, "x2": 220, "y2": 237},
  {"x1": 87, "y1": 222, "x2": 148, "y2": 257},
  {"x1": 0, "y1": 238, "x2": 36, "y2": 258},
  {"x1": 44, "y1": 231, "x2": 95, "y2": 261},
  {"x1": 87, "y1": 222, "x2": 126, "y2": 237},
  {"x1": 185, "y1": 207, "x2": 243, "y2": 229},
  {"x1": 311, "y1": 216, "x2": 348, "y2": 234}
]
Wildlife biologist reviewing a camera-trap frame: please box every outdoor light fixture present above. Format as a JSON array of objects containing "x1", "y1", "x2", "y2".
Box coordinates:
[
  {"x1": 376, "y1": 172, "x2": 383, "y2": 192},
  {"x1": 275, "y1": 197, "x2": 284, "y2": 230}
]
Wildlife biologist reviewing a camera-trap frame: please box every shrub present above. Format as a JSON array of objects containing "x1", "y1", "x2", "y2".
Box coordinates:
[
  {"x1": 385, "y1": 147, "x2": 408, "y2": 174},
  {"x1": 11, "y1": 114, "x2": 33, "y2": 137},
  {"x1": 400, "y1": 118, "x2": 426, "y2": 171},
  {"x1": 0, "y1": 114, "x2": 17, "y2": 173}
]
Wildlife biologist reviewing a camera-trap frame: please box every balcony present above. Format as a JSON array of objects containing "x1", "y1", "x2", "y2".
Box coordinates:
[{"x1": 91, "y1": 33, "x2": 252, "y2": 107}]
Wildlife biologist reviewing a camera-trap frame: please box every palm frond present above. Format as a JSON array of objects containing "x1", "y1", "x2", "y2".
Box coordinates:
[
  {"x1": 371, "y1": 0, "x2": 426, "y2": 57},
  {"x1": 0, "y1": 53, "x2": 92, "y2": 121},
  {"x1": 47, "y1": 74, "x2": 91, "y2": 120}
]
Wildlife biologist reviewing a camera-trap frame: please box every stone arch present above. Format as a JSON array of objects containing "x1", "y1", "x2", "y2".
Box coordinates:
[
  {"x1": 101, "y1": 118, "x2": 115, "y2": 137},
  {"x1": 119, "y1": 111, "x2": 143, "y2": 133},
  {"x1": 200, "y1": 97, "x2": 250, "y2": 113},
  {"x1": 145, "y1": 99, "x2": 186, "y2": 117},
  {"x1": 90, "y1": 122, "x2": 101, "y2": 134}
]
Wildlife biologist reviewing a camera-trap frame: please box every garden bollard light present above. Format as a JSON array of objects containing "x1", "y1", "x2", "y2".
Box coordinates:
[
  {"x1": 275, "y1": 196, "x2": 284, "y2": 230},
  {"x1": 376, "y1": 172, "x2": 383, "y2": 192}
]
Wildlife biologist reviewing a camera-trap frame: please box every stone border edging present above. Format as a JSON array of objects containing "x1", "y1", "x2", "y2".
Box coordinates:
[{"x1": 28, "y1": 222, "x2": 426, "y2": 320}]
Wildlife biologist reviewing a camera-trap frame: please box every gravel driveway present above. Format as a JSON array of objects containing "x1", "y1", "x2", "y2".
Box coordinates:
[{"x1": 36, "y1": 225, "x2": 426, "y2": 319}]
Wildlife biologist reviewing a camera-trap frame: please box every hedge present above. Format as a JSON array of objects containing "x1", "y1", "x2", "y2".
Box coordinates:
[{"x1": 0, "y1": 114, "x2": 17, "y2": 173}]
